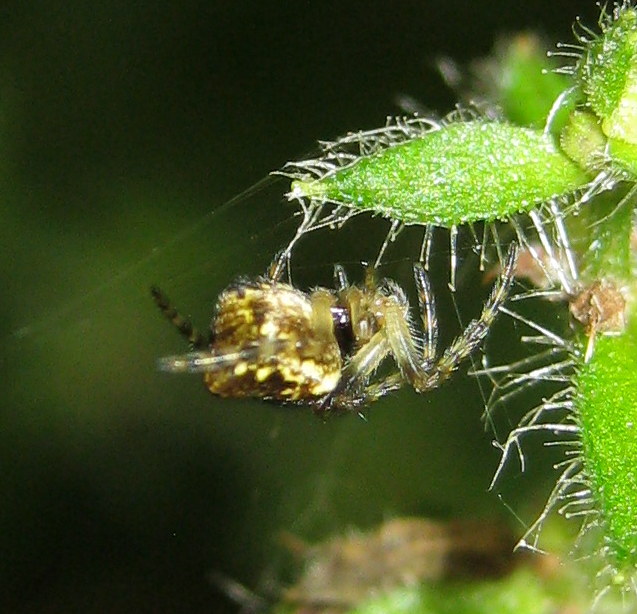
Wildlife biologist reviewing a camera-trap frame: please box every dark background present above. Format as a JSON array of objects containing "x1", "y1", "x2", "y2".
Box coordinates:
[{"x1": 0, "y1": 1, "x2": 593, "y2": 611}]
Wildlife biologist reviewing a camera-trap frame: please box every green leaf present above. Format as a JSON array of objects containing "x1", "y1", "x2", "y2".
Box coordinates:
[{"x1": 291, "y1": 120, "x2": 589, "y2": 227}]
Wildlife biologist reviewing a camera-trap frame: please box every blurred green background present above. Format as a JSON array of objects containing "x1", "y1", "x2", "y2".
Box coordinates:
[{"x1": 0, "y1": 1, "x2": 595, "y2": 611}]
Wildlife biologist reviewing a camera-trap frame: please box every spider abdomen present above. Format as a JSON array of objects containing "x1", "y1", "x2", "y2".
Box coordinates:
[{"x1": 205, "y1": 281, "x2": 343, "y2": 401}]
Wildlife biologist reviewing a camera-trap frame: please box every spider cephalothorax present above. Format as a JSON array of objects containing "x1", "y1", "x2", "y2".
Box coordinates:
[{"x1": 152, "y1": 244, "x2": 517, "y2": 415}]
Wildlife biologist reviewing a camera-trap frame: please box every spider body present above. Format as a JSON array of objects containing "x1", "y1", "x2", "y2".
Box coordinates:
[
  {"x1": 152, "y1": 244, "x2": 517, "y2": 415},
  {"x1": 204, "y1": 280, "x2": 343, "y2": 400}
]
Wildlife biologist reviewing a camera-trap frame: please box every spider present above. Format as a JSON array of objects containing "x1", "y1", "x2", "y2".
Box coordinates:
[{"x1": 152, "y1": 243, "x2": 517, "y2": 416}]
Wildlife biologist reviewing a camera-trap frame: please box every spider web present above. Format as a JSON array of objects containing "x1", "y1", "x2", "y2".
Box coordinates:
[
  {"x1": 0, "y1": 2, "x2": 588, "y2": 611},
  {"x1": 4, "y1": 122, "x2": 566, "y2": 614},
  {"x1": 3, "y1": 154, "x2": 540, "y2": 613}
]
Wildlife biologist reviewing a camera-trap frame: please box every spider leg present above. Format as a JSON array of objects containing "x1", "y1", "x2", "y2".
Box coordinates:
[
  {"x1": 435, "y1": 242, "x2": 518, "y2": 384},
  {"x1": 157, "y1": 341, "x2": 288, "y2": 374},
  {"x1": 319, "y1": 331, "x2": 394, "y2": 412},
  {"x1": 383, "y1": 293, "x2": 433, "y2": 390},
  {"x1": 383, "y1": 243, "x2": 518, "y2": 393},
  {"x1": 357, "y1": 372, "x2": 404, "y2": 402},
  {"x1": 333, "y1": 264, "x2": 349, "y2": 292},
  {"x1": 267, "y1": 250, "x2": 290, "y2": 282},
  {"x1": 320, "y1": 372, "x2": 404, "y2": 415},
  {"x1": 151, "y1": 286, "x2": 209, "y2": 349},
  {"x1": 157, "y1": 349, "x2": 255, "y2": 373},
  {"x1": 413, "y1": 263, "x2": 438, "y2": 364}
]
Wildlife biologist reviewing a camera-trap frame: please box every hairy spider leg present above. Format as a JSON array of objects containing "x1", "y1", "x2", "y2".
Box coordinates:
[
  {"x1": 151, "y1": 286, "x2": 209, "y2": 350},
  {"x1": 413, "y1": 263, "x2": 438, "y2": 364},
  {"x1": 319, "y1": 264, "x2": 392, "y2": 412},
  {"x1": 333, "y1": 264, "x2": 349, "y2": 293},
  {"x1": 325, "y1": 243, "x2": 517, "y2": 410},
  {"x1": 267, "y1": 250, "x2": 292, "y2": 283},
  {"x1": 325, "y1": 372, "x2": 405, "y2": 413},
  {"x1": 320, "y1": 330, "x2": 394, "y2": 412},
  {"x1": 152, "y1": 286, "x2": 286, "y2": 375},
  {"x1": 326, "y1": 242, "x2": 518, "y2": 409},
  {"x1": 156, "y1": 347, "x2": 267, "y2": 374},
  {"x1": 432, "y1": 242, "x2": 518, "y2": 384},
  {"x1": 393, "y1": 242, "x2": 516, "y2": 391}
]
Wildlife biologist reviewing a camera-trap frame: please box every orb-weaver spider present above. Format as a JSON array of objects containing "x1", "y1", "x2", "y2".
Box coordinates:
[{"x1": 152, "y1": 243, "x2": 517, "y2": 415}]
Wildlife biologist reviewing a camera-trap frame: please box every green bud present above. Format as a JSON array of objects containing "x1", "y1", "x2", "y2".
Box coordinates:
[{"x1": 290, "y1": 119, "x2": 589, "y2": 228}]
